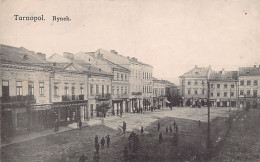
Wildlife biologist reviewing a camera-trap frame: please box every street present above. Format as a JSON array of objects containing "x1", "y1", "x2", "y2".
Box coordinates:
[{"x1": 1, "y1": 107, "x2": 250, "y2": 162}]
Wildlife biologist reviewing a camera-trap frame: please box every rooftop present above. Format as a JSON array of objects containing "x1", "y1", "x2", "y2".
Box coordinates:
[{"x1": 209, "y1": 71, "x2": 238, "y2": 81}]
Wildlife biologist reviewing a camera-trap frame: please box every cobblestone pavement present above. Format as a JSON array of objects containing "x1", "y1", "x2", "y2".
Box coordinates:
[{"x1": 1, "y1": 107, "x2": 238, "y2": 162}]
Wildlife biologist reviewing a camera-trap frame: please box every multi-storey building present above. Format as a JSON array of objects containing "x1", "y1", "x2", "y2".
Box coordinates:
[
  {"x1": 75, "y1": 51, "x2": 130, "y2": 116},
  {"x1": 208, "y1": 70, "x2": 238, "y2": 107},
  {"x1": 152, "y1": 78, "x2": 167, "y2": 108},
  {"x1": 238, "y1": 65, "x2": 260, "y2": 108},
  {"x1": 179, "y1": 65, "x2": 211, "y2": 106}
]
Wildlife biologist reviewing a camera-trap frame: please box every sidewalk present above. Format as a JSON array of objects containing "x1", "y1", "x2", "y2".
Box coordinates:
[{"x1": 0, "y1": 112, "x2": 135, "y2": 148}]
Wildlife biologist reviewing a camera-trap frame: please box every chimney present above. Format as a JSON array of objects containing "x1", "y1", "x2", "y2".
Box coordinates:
[
  {"x1": 131, "y1": 57, "x2": 137, "y2": 61},
  {"x1": 36, "y1": 52, "x2": 46, "y2": 60},
  {"x1": 110, "y1": 50, "x2": 118, "y2": 55},
  {"x1": 63, "y1": 52, "x2": 74, "y2": 60}
]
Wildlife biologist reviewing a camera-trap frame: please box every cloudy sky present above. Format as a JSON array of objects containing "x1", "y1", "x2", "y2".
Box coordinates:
[{"x1": 1, "y1": 0, "x2": 260, "y2": 84}]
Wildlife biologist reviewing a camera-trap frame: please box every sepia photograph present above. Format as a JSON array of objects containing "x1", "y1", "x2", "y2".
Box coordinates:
[{"x1": 0, "y1": 0, "x2": 260, "y2": 161}]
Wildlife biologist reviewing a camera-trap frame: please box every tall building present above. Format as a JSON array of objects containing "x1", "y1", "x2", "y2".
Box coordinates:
[
  {"x1": 208, "y1": 70, "x2": 238, "y2": 107},
  {"x1": 179, "y1": 65, "x2": 211, "y2": 106}
]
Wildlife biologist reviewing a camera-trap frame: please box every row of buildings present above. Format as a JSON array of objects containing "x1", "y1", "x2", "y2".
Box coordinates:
[
  {"x1": 0, "y1": 44, "x2": 177, "y2": 139},
  {"x1": 179, "y1": 65, "x2": 260, "y2": 109}
]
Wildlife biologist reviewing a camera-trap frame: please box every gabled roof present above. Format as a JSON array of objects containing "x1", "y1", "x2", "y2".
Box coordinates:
[
  {"x1": 239, "y1": 67, "x2": 260, "y2": 76},
  {"x1": 209, "y1": 71, "x2": 238, "y2": 81},
  {"x1": 0, "y1": 44, "x2": 46, "y2": 64},
  {"x1": 182, "y1": 66, "x2": 210, "y2": 78}
]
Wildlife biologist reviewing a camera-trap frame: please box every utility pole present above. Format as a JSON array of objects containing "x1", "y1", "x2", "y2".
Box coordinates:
[{"x1": 207, "y1": 80, "x2": 211, "y2": 149}]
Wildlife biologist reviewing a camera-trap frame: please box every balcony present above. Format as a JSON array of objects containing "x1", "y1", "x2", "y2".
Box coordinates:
[
  {"x1": 95, "y1": 93, "x2": 111, "y2": 101},
  {"x1": 0, "y1": 95, "x2": 36, "y2": 104},
  {"x1": 131, "y1": 92, "x2": 142, "y2": 95},
  {"x1": 113, "y1": 93, "x2": 129, "y2": 99},
  {"x1": 62, "y1": 95, "x2": 85, "y2": 101}
]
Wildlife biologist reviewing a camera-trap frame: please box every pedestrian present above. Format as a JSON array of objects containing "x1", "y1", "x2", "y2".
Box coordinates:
[
  {"x1": 158, "y1": 122, "x2": 160, "y2": 132},
  {"x1": 166, "y1": 126, "x2": 168, "y2": 134},
  {"x1": 79, "y1": 153, "x2": 88, "y2": 162},
  {"x1": 55, "y1": 120, "x2": 59, "y2": 132},
  {"x1": 79, "y1": 120, "x2": 82, "y2": 130},
  {"x1": 101, "y1": 137, "x2": 105, "y2": 149},
  {"x1": 169, "y1": 126, "x2": 172, "y2": 135},
  {"x1": 123, "y1": 121, "x2": 126, "y2": 134},
  {"x1": 141, "y1": 126, "x2": 144, "y2": 136},
  {"x1": 106, "y1": 135, "x2": 110, "y2": 148},
  {"x1": 93, "y1": 152, "x2": 100, "y2": 162},
  {"x1": 173, "y1": 121, "x2": 176, "y2": 130},
  {"x1": 123, "y1": 147, "x2": 128, "y2": 162},
  {"x1": 159, "y1": 133, "x2": 162, "y2": 143},
  {"x1": 95, "y1": 135, "x2": 98, "y2": 144},
  {"x1": 95, "y1": 142, "x2": 100, "y2": 153}
]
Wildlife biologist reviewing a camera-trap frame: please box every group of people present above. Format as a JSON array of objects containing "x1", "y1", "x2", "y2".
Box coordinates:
[
  {"x1": 158, "y1": 121, "x2": 179, "y2": 144},
  {"x1": 123, "y1": 130, "x2": 140, "y2": 161}
]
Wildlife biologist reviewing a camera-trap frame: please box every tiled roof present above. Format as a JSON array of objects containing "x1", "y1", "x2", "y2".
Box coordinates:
[
  {"x1": 182, "y1": 66, "x2": 210, "y2": 78},
  {"x1": 209, "y1": 71, "x2": 238, "y2": 81},
  {"x1": 0, "y1": 44, "x2": 46, "y2": 64},
  {"x1": 239, "y1": 67, "x2": 260, "y2": 76}
]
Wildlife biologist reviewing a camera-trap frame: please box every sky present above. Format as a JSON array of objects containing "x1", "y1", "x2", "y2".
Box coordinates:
[{"x1": 1, "y1": 0, "x2": 260, "y2": 84}]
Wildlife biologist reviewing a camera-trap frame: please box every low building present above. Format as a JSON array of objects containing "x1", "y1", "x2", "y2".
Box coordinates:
[{"x1": 152, "y1": 78, "x2": 167, "y2": 109}]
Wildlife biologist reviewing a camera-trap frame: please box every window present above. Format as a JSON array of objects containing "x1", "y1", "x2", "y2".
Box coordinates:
[
  {"x1": 240, "y1": 90, "x2": 244, "y2": 95},
  {"x1": 217, "y1": 84, "x2": 220, "y2": 88},
  {"x1": 121, "y1": 87, "x2": 124, "y2": 94},
  {"x1": 254, "y1": 80, "x2": 258, "y2": 86},
  {"x1": 117, "y1": 73, "x2": 119, "y2": 80},
  {"x1": 188, "y1": 89, "x2": 191, "y2": 94},
  {"x1": 231, "y1": 84, "x2": 234, "y2": 88},
  {"x1": 247, "y1": 80, "x2": 251, "y2": 86},
  {"x1": 64, "y1": 84, "x2": 69, "y2": 95},
  {"x1": 188, "y1": 81, "x2": 191, "y2": 85},
  {"x1": 2, "y1": 80, "x2": 9, "y2": 97},
  {"x1": 28, "y1": 82, "x2": 34, "y2": 95},
  {"x1": 211, "y1": 92, "x2": 213, "y2": 97},
  {"x1": 112, "y1": 86, "x2": 114, "y2": 95},
  {"x1": 224, "y1": 92, "x2": 227, "y2": 97},
  {"x1": 194, "y1": 81, "x2": 198, "y2": 86},
  {"x1": 107, "y1": 85, "x2": 109, "y2": 94},
  {"x1": 231, "y1": 92, "x2": 234, "y2": 97},
  {"x1": 125, "y1": 74, "x2": 127, "y2": 81},
  {"x1": 247, "y1": 90, "x2": 250, "y2": 96},
  {"x1": 96, "y1": 85, "x2": 99, "y2": 94},
  {"x1": 102, "y1": 85, "x2": 104, "y2": 96},
  {"x1": 80, "y1": 84, "x2": 84, "y2": 95},
  {"x1": 202, "y1": 81, "x2": 204, "y2": 85},
  {"x1": 211, "y1": 84, "x2": 214, "y2": 89},
  {"x1": 253, "y1": 90, "x2": 257, "y2": 97},
  {"x1": 121, "y1": 74, "x2": 124, "y2": 81},
  {"x1": 16, "y1": 81, "x2": 23, "y2": 96},
  {"x1": 217, "y1": 92, "x2": 220, "y2": 97},
  {"x1": 90, "y1": 84, "x2": 94, "y2": 95},
  {"x1": 224, "y1": 84, "x2": 227, "y2": 88},
  {"x1": 39, "y1": 82, "x2": 44, "y2": 95},
  {"x1": 71, "y1": 85, "x2": 75, "y2": 95},
  {"x1": 194, "y1": 89, "x2": 198, "y2": 95},
  {"x1": 54, "y1": 83, "x2": 59, "y2": 96},
  {"x1": 117, "y1": 87, "x2": 119, "y2": 94},
  {"x1": 240, "y1": 80, "x2": 244, "y2": 86},
  {"x1": 202, "y1": 90, "x2": 205, "y2": 94},
  {"x1": 125, "y1": 87, "x2": 127, "y2": 94}
]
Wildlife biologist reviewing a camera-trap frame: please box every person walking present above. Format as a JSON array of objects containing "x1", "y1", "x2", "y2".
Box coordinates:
[
  {"x1": 123, "y1": 147, "x2": 128, "y2": 162},
  {"x1": 95, "y1": 135, "x2": 98, "y2": 144},
  {"x1": 93, "y1": 152, "x2": 100, "y2": 162},
  {"x1": 173, "y1": 121, "x2": 176, "y2": 130},
  {"x1": 95, "y1": 142, "x2": 100, "y2": 153},
  {"x1": 141, "y1": 126, "x2": 144, "y2": 136},
  {"x1": 166, "y1": 126, "x2": 168, "y2": 135},
  {"x1": 169, "y1": 126, "x2": 172, "y2": 135},
  {"x1": 159, "y1": 133, "x2": 162, "y2": 143},
  {"x1": 106, "y1": 135, "x2": 110, "y2": 148},
  {"x1": 79, "y1": 120, "x2": 82, "y2": 130},
  {"x1": 101, "y1": 137, "x2": 105, "y2": 149},
  {"x1": 123, "y1": 121, "x2": 126, "y2": 134},
  {"x1": 157, "y1": 122, "x2": 160, "y2": 132}
]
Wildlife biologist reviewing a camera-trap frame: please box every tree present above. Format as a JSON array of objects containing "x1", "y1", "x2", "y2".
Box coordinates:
[{"x1": 96, "y1": 102, "x2": 110, "y2": 122}]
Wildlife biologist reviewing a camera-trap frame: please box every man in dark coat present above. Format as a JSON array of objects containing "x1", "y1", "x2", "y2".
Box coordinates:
[
  {"x1": 159, "y1": 133, "x2": 162, "y2": 143},
  {"x1": 141, "y1": 126, "x2": 144, "y2": 136},
  {"x1": 79, "y1": 153, "x2": 88, "y2": 162},
  {"x1": 101, "y1": 137, "x2": 105, "y2": 149},
  {"x1": 95, "y1": 135, "x2": 98, "y2": 144},
  {"x1": 79, "y1": 120, "x2": 82, "y2": 130},
  {"x1": 169, "y1": 126, "x2": 172, "y2": 135},
  {"x1": 93, "y1": 152, "x2": 100, "y2": 162},
  {"x1": 95, "y1": 142, "x2": 100, "y2": 153},
  {"x1": 157, "y1": 122, "x2": 160, "y2": 132},
  {"x1": 106, "y1": 135, "x2": 110, "y2": 148},
  {"x1": 123, "y1": 121, "x2": 126, "y2": 134}
]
